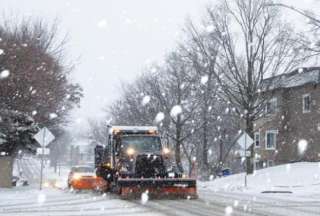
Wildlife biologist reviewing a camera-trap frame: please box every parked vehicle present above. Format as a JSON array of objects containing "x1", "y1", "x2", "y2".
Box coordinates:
[{"x1": 12, "y1": 176, "x2": 28, "y2": 187}]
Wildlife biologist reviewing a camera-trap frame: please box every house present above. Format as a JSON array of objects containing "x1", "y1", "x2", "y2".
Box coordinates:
[{"x1": 254, "y1": 67, "x2": 320, "y2": 169}]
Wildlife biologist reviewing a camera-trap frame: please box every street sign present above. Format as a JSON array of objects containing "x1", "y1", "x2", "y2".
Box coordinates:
[
  {"x1": 237, "y1": 132, "x2": 253, "y2": 150},
  {"x1": 33, "y1": 127, "x2": 55, "y2": 190},
  {"x1": 34, "y1": 127, "x2": 55, "y2": 147},
  {"x1": 36, "y1": 148, "x2": 50, "y2": 155}
]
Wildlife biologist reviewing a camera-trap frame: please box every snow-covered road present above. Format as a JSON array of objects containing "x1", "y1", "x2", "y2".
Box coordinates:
[
  {"x1": 3, "y1": 158, "x2": 319, "y2": 216},
  {"x1": 0, "y1": 187, "x2": 165, "y2": 216},
  {"x1": 1, "y1": 187, "x2": 320, "y2": 216}
]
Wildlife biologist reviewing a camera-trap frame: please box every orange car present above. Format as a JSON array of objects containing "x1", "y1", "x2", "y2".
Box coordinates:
[{"x1": 67, "y1": 166, "x2": 107, "y2": 191}]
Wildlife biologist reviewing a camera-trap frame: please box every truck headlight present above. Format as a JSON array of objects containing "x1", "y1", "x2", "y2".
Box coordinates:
[
  {"x1": 126, "y1": 147, "x2": 135, "y2": 156},
  {"x1": 168, "y1": 172, "x2": 175, "y2": 178},
  {"x1": 163, "y1": 147, "x2": 170, "y2": 154}
]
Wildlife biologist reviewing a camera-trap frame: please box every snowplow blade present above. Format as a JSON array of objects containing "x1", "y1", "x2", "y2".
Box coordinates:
[{"x1": 118, "y1": 178, "x2": 197, "y2": 199}]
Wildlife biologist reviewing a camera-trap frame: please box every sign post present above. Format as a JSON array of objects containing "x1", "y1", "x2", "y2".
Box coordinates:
[
  {"x1": 236, "y1": 132, "x2": 253, "y2": 188},
  {"x1": 34, "y1": 127, "x2": 55, "y2": 190}
]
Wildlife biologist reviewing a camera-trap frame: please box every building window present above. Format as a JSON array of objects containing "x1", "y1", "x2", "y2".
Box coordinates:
[
  {"x1": 254, "y1": 132, "x2": 260, "y2": 148},
  {"x1": 266, "y1": 97, "x2": 277, "y2": 114},
  {"x1": 303, "y1": 94, "x2": 311, "y2": 113},
  {"x1": 265, "y1": 130, "x2": 277, "y2": 150}
]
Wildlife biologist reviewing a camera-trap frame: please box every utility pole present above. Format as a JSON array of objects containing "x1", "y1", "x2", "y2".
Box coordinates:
[
  {"x1": 39, "y1": 128, "x2": 46, "y2": 190},
  {"x1": 244, "y1": 133, "x2": 247, "y2": 188}
]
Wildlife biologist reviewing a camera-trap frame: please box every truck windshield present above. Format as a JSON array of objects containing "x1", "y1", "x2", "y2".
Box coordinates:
[{"x1": 121, "y1": 136, "x2": 161, "y2": 152}]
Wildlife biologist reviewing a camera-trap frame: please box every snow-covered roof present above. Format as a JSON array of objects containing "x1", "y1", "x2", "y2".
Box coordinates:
[
  {"x1": 110, "y1": 126, "x2": 158, "y2": 133},
  {"x1": 263, "y1": 67, "x2": 320, "y2": 91}
]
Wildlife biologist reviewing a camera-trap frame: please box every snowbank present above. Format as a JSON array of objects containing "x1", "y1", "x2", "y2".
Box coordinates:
[{"x1": 200, "y1": 162, "x2": 320, "y2": 195}]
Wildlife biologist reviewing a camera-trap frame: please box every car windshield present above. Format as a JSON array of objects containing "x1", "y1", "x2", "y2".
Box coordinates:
[
  {"x1": 72, "y1": 167, "x2": 94, "y2": 173},
  {"x1": 121, "y1": 136, "x2": 161, "y2": 152}
]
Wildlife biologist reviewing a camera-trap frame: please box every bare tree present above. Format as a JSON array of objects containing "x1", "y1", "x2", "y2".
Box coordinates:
[
  {"x1": 185, "y1": 0, "x2": 310, "y2": 173},
  {"x1": 269, "y1": 3, "x2": 320, "y2": 59},
  {"x1": 0, "y1": 17, "x2": 83, "y2": 129}
]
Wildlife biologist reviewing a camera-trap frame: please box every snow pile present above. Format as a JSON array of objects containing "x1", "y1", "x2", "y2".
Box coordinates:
[{"x1": 201, "y1": 162, "x2": 320, "y2": 195}]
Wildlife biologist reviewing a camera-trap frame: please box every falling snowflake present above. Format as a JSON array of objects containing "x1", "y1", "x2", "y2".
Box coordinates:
[
  {"x1": 155, "y1": 112, "x2": 165, "y2": 123},
  {"x1": 141, "y1": 191, "x2": 149, "y2": 205},
  {"x1": 0, "y1": 69, "x2": 10, "y2": 79},
  {"x1": 98, "y1": 56, "x2": 105, "y2": 61},
  {"x1": 201, "y1": 75, "x2": 208, "y2": 85},
  {"x1": 49, "y1": 113, "x2": 58, "y2": 120},
  {"x1": 141, "y1": 95, "x2": 151, "y2": 106},
  {"x1": 170, "y1": 105, "x2": 182, "y2": 117},
  {"x1": 298, "y1": 139, "x2": 308, "y2": 155},
  {"x1": 150, "y1": 67, "x2": 157, "y2": 73},
  {"x1": 206, "y1": 25, "x2": 215, "y2": 33},
  {"x1": 233, "y1": 200, "x2": 239, "y2": 207},
  {"x1": 97, "y1": 19, "x2": 107, "y2": 28},
  {"x1": 225, "y1": 206, "x2": 233, "y2": 215},
  {"x1": 298, "y1": 68, "x2": 304, "y2": 73},
  {"x1": 209, "y1": 175, "x2": 214, "y2": 180},
  {"x1": 0, "y1": 49, "x2": 4, "y2": 55},
  {"x1": 32, "y1": 110, "x2": 37, "y2": 116},
  {"x1": 225, "y1": 107, "x2": 230, "y2": 114},
  {"x1": 180, "y1": 82, "x2": 185, "y2": 89}
]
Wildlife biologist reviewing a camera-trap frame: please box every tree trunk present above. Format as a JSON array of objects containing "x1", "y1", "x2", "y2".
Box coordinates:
[
  {"x1": 246, "y1": 115, "x2": 254, "y2": 174},
  {"x1": 201, "y1": 112, "x2": 209, "y2": 174},
  {"x1": 175, "y1": 117, "x2": 184, "y2": 173}
]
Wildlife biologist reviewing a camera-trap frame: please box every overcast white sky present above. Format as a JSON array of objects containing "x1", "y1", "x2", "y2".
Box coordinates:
[{"x1": 1, "y1": 0, "x2": 320, "y2": 125}]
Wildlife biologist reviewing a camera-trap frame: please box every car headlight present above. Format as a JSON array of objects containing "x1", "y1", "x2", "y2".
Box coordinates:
[
  {"x1": 126, "y1": 147, "x2": 135, "y2": 156},
  {"x1": 72, "y1": 173, "x2": 82, "y2": 180}
]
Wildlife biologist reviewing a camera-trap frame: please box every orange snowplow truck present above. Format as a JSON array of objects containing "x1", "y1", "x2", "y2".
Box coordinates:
[{"x1": 94, "y1": 126, "x2": 197, "y2": 199}]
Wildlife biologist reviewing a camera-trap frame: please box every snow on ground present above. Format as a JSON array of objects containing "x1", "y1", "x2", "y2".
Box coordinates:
[
  {"x1": 200, "y1": 162, "x2": 320, "y2": 196},
  {"x1": 1, "y1": 158, "x2": 165, "y2": 216},
  {"x1": 0, "y1": 187, "x2": 165, "y2": 216},
  {"x1": 2, "y1": 159, "x2": 320, "y2": 216}
]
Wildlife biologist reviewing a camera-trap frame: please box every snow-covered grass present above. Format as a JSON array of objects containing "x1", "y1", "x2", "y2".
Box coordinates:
[{"x1": 200, "y1": 162, "x2": 320, "y2": 195}]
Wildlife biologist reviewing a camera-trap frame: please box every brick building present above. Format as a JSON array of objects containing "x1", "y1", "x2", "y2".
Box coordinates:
[{"x1": 254, "y1": 67, "x2": 320, "y2": 169}]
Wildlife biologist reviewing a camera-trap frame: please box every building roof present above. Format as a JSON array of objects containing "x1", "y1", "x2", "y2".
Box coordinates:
[{"x1": 263, "y1": 67, "x2": 320, "y2": 91}]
